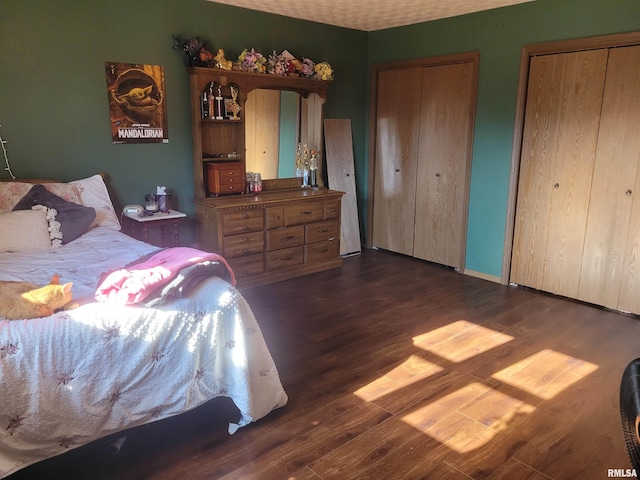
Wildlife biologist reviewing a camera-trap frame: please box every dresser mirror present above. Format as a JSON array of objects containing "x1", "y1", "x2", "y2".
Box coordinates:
[{"x1": 244, "y1": 89, "x2": 326, "y2": 186}]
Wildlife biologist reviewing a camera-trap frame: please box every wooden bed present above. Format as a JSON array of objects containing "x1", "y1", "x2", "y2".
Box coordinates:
[{"x1": 0, "y1": 175, "x2": 287, "y2": 478}]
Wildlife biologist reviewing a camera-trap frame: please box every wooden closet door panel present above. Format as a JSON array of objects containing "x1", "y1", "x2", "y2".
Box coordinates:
[
  {"x1": 372, "y1": 68, "x2": 422, "y2": 255},
  {"x1": 580, "y1": 45, "x2": 640, "y2": 311},
  {"x1": 621, "y1": 164, "x2": 640, "y2": 313},
  {"x1": 511, "y1": 54, "x2": 571, "y2": 289},
  {"x1": 541, "y1": 50, "x2": 608, "y2": 297},
  {"x1": 613, "y1": 45, "x2": 640, "y2": 314},
  {"x1": 413, "y1": 62, "x2": 473, "y2": 268}
]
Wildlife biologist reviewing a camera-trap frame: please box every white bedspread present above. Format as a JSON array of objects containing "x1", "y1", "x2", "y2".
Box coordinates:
[{"x1": 0, "y1": 228, "x2": 287, "y2": 478}]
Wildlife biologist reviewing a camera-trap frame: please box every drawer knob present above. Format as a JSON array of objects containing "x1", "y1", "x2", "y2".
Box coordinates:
[
  {"x1": 301, "y1": 211, "x2": 312, "y2": 215},
  {"x1": 243, "y1": 248, "x2": 250, "y2": 253},
  {"x1": 282, "y1": 235, "x2": 294, "y2": 240},
  {"x1": 243, "y1": 225, "x2": 249, "y2": 230},
  {"x1": 282, "y1": 255, "x2": 294, "y2": 261},
  {"x1": 243, "y1": 237, "x2": 249, "y2": 242},
  {"x1": 274, "y1": 215, "x2": 281, "y2": 220},
  {"x1": 243, "y1": 213, "x2": 249, "y2": 218},
  {"x1": 319, "y1": 228, "x2": 329, "y2": 233}
]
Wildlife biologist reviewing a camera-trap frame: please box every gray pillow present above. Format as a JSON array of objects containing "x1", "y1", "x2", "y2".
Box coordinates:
[{"x1": 13, "y1": 184, "x2": 96, "y2": 244}]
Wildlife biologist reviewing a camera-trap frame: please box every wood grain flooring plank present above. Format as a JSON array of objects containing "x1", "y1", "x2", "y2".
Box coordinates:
[{"x1": 12, "y1": 249, "x2": 640, "y2": 480}]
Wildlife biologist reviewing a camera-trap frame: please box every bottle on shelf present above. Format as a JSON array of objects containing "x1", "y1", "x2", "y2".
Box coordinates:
[
  {"x1": 245, "y1": 172, "x2": 263, "y2": 193},
  {"x1": 302, "y1": 144, "x2": 310, "y2": 188},
  {"x1": 295, "y1": 143, "x2": 303, "y2": 179},
  {"x1": 309, "y1": 149, "x2": 318, "y2": 187}
]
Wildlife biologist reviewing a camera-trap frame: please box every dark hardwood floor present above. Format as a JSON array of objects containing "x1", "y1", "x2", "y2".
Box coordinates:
[{"x1": 11, "y1": 248, "x2": 640, "y2": 479}]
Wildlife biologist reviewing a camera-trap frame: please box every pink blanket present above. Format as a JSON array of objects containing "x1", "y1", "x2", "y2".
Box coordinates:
[{"x1": 95, "y1": 247, "x2": 236, "y2": 305}]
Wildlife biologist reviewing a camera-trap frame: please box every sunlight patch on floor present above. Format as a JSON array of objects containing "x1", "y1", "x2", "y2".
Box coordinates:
[
  {"x1": 491, "y1": 348, "x2": 598, "y2": 400},
  {"x1": 354, "y1": 321, "x2": 598, "y2": 454},
  {"x1": 401, "y1": 382, "x2": 535, "y2": 453},
  {"x1": 354, "y1": 355, "x2": 444, "y2": 402},
  {"x1": 412, "y1": 320, "x2": 514, "y2": 363}
]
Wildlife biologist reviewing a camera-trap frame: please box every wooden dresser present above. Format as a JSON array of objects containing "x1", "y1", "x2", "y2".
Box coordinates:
[{"x1": 194, "y1": 188, "x2": 344, "y2": 289}]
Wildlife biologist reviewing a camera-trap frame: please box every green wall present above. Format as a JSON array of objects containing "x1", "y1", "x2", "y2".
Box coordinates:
[
  {"x1": 0, "y1": 0, "x2": 367, "y2": 245},
  {"x1": 2, "y1": 0, "x2": 639, "y2": 279},
  {"x1": 368, "y1": 0, "x2": 640, "y2": 278}
]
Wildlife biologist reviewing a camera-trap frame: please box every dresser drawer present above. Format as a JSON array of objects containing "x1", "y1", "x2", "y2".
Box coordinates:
[
  {"x1": 216, "y1": 183, "x2": 244, "y2": 194},
  {"x1": 324, "y1": 200, "x2": 340, "y2": 220},
  {"x1": 222, "y1": 210, "x2": 264, "y2": 235},
  {"x1": 266, "y1": 226, "x2": 304, "y2": 251},
  {"x1": 305, "y1": 238, "x2": 340, "y2": 264},
  {"x1": 284, "y1": 202, "x2": 324, "y2": 226},
  {"x1": 219, "y1": 174, "x2": 244, "y2": 186},
  {"x1": 223, "y1": 231, "x2": 264, "y2": 258},
  {"x1": 266, "y1": 246, "x2": 304, "y2": 270},
  {"x1": 305, "y1": 220, "x2": 339, "y2": 244},
  {"x1": 266, "y1": 206, "x2": 284, "y2": 229},
  {"x1": 227, "y1": 253, "x2": 264, "y2": 278}
]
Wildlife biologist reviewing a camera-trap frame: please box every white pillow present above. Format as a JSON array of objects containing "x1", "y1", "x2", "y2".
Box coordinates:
[
  {"x1": 70, "y1": 174, "x2": 121, "y2": 230},
  {"x1": 0, "y1": 210, "x2": 51, "y2": 252}
]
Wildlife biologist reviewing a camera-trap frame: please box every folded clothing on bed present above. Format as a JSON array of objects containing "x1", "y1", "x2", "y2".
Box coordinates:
[{"x1": 95, "y1": 246, "x2": 236, "y2": 305}]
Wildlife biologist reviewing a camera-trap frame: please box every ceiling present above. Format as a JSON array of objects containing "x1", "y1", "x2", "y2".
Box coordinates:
[{"x1": 207, "y1": 0, "x2": 535, "y2": 32}]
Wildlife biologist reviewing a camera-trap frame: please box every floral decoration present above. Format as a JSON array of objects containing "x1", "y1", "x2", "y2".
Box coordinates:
[
  {"x1": 172, "y1": 35, "x2": 333, "y2": 81},
  {"x1": 172, "y1": 34, "x2": 215, "y2": 67},
  {"x1": 314, "y1": 62, "x2": 334, "y2": 81},
  {"x1": 237, "y1": 48, "x2": 267, "y2": 73},
  {"x1": 267, "y1": 50, "x2": 318, "y2": 78},
  {"x1": 266, "y1": 51, "x2": 288, "y2": 76}
]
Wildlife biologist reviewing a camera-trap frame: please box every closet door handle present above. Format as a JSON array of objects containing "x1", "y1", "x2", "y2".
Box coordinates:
[
  {"x1": 554, "y1": 183, "x2": 560, "y2": 189},
  {"x1": 626, "y1": 189, "x2": 633, "y2": 196},
  {"x1": 435, "y1": 172, "x2": 440, "y2": 177}
]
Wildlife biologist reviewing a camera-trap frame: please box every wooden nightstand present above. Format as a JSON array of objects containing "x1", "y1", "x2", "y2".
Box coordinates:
[{"x1": 122, "y1": 210, "x2": 187, "y2": 247}]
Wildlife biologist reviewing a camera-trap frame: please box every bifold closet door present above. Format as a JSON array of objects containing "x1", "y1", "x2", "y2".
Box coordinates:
[
  {"x1": 578, "y1": 45, "x2": 640, "y2": 312},
  {"x1": 511, "y1": 49, "x2": 608, "y2": 296},
  {"x1": 413, "y1": 62, "x2": 474, "y2": 269},
  {"x1": 372, "y1": 68, "x2": 423, "y2": 255}
]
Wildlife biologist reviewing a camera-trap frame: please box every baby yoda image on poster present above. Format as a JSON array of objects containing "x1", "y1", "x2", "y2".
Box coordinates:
[{"x1": 105, "y1": 61, "x2": 169, "y2": 144}]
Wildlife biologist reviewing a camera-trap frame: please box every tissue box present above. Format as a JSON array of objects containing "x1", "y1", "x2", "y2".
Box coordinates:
[{"x1": 156, "y1": 193, "x2": 171, "y2": 213}]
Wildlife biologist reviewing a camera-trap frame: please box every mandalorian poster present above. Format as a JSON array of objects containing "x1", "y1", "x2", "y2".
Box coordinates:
[{"x1": 105, "y1": 61, "x2": 169, "y2": 144}]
